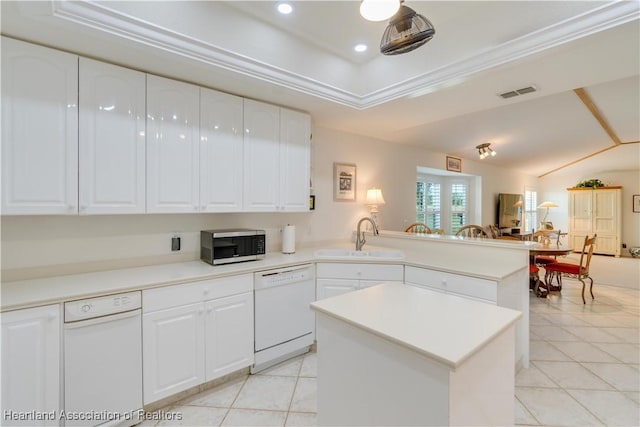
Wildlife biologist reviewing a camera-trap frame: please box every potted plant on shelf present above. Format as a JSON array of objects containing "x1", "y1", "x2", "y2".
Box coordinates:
[{"x1": 574, "y1": 179, "x2": 604, "y2": 188}]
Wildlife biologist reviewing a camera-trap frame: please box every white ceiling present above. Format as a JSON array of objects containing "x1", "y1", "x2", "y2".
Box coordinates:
[{"x1": 2, "y1": 0, "x2": 639, "y2": 177}]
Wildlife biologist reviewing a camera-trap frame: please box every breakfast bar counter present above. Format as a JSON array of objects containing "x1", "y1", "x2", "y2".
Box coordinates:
[{"x1": 311, "y1": 283, "x2": 522, "y2": 426}]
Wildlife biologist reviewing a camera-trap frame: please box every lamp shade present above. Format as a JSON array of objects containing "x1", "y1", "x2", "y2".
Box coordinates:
[
  {"x1": 537, "y1": 201, "x2": 559, "y2": 209},
  {"x1": 366, "y1": 188, "x2": 386, "y2": 206}
]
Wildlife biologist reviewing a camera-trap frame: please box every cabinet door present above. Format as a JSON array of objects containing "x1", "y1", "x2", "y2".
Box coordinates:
[
  {"x1": 146, "y1": 75, "x2": 200, "y2": 213},
  {"x1": 200, "y1": 88, "x2": 244, "y2": 212},
  {"x1": 243, "y1": 99, "x2": 280, "y2": 211},
  {"x1": 1, "y1": 37, "x2": 78, "y2": 215},
  {"x1": 279, "y1": 108, "x2": 310, "y2": 211},
  {"x1": 142, "y1": 302, "x2": 205, "y2": 404},
  {"x1": 1, "y1": 305, "x2": 60, "y2": 426},
  {"x1": 317, "y1": 278, "x2": 359, "y2": 300},
  {"x1": 592, "y1": 189, "x2": 620, "y2": 255},
  {"x1": 79, "y1": 58, "x2": 146, "y2": 214},
  {"x1": 569, "y1": 191, "x2": 592, "y2": 234},
  {"x1": 204, "y1": 292, "x2": 254, "y2": 381}
]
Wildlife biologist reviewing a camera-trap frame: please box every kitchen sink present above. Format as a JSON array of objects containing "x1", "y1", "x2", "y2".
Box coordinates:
[{"x1": 314, "y1": 248, "x2": 405, "y2": 259}]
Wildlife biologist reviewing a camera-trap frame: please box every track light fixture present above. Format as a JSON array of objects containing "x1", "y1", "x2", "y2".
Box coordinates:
[{"x1": 476, "y1": 143, "x2": 496, "y2": 159}]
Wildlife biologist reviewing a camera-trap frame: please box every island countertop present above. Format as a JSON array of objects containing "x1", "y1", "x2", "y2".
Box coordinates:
[{"x1": 311, "y1": 282, "x2": 522, "y2": 369}]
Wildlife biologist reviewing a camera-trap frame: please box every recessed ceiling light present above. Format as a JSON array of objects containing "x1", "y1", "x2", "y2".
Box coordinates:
[
  {"x1": 277, "y1": 3, "x2": 293, "y2": 14},
  {"x1": 354, "y1": 43, "x2": 368, "y2": 53}
]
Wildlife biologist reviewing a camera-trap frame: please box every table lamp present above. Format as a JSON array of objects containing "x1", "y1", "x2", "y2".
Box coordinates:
[
  {"x1": 366, "y1": 188, "x2": 386, "y2": 227},
  {"x1": 537, "y1": 201, "x2": 559, "y2": 229}
]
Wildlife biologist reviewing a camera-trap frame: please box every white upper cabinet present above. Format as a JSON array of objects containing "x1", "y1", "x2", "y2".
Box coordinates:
[
  {"x1": 146, "y1": 75, "x2": 200, "y2": 213},
  {"x1": 280, "y1": 108, "x2": 311, "y2": 212},
  {"x1": 243, "y1": 99, "x2": 281, "y2": 211},
  {"x1": 244, "y1": 100, "x2": 311, "y2": 212},
  {"x1": 200, "y1": 88, "x2": 244, "y2": 212},
  {"x1": 79, "y1": 58, "x2": 146, "y2": 214},
  {"x1": 1, "y1": 37, "x2": 78, "y2": 215}
]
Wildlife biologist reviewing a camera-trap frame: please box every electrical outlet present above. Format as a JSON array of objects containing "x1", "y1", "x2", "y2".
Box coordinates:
[{"x1": 171, "y1": 236, "x2": 181, "y2": 251}]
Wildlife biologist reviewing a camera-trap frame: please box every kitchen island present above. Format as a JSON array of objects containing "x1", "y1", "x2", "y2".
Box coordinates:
[{"x1": 311, "y1": 283, "x2": 522, "y2": 427}]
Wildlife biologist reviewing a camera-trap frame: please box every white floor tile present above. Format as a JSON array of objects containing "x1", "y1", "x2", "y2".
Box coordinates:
[
  {"x1": 562, "y1": 325, "x2": 624, "y2": 343},
  {"x1": 258, "y1": 356, "x2": 304, "y2": 377},
  {"x1": 530, "y1": 325, "x2": 581, "y2": 342},
  {"x1": 530, "y1": 340, "x2": 572, "y2": 361},
  {"x1": 221, "y1": 409, "x2": 287, "y2": 426},
  {"x1": 537, "y1": 361, "x2": 615, "y2": 390},
  {"x1": 289, "y1": 378, "x2": 317, "y2": 413},
  {"x1": 566, "y1": 389, "x2": 640, "y2": 427},
  {"x1": 593, "y1": 342, "x2": 640, "y2": 364},
  {"x1": 515, "y1": 397, "x2": 539, "y2": 426},
  {"x1": 299, "y1": 353, "x2": 317, "y2": 378},
  {"x1": 549, "y1": 341, "x2": 620, "y2": 363},
  {"x1": 233, "y1": 375, "x2": 297, "y2": 411},
  {"x1": 581, "y1": 362, "x2": 640, "y2": 391},
  {"x1": 515, "y1": 387, "x2": 604, "y2": 426},
  {"x1": 285, "y1": 412, "x2": 317, "y2": 426},
  {"x1": 623, "y1": 391, "x2": 640, "y2": 404},
  {"x1": 180, "y1": 376, "x2": 246, "y2": 408},
  {"x1": 516, "y1": 364, "x2": 558, "y2": 388},
  {"x1": 156, "y1": 405, "x2": 227, "y2": 426},
  {"x1": 599, "y1": 327, "x2": 640, "y2": 344}
]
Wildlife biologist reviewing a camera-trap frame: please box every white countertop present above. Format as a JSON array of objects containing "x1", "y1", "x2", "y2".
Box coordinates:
[
  {"x1": 311, "y1": 283, "x2": 522, "y2": 369},
  {"x1": 1, "y1": 241, "x2": 528, "y2": 312}
]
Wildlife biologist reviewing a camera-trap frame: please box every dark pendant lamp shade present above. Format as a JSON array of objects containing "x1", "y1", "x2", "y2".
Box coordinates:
[{"x1": 380, "y1": 5, "x2": 435, "y2": 55}]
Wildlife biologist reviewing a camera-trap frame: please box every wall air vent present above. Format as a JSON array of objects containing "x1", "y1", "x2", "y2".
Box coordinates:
[{"x1": 499, "y1": 85, "x2": 537, "y2": 99}]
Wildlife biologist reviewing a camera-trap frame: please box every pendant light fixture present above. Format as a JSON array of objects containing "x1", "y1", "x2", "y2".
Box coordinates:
[
  {"x1": 476, "y1": 143, "x2": 496, "y2": 159},
  {"x1": 380, "y1": 1, "x2": 435, "y2": 55}
]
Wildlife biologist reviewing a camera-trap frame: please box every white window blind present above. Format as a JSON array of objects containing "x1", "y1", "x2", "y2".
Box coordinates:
[
  {"x1": 416, "y1": 181, "x2": 441, "y2": 228},
  {"x1": 525, "y1": 188, "x2": 537, "y2": 232},
  {"x1": 450, "y1": 182, "x2": 468, "y2": 234}
]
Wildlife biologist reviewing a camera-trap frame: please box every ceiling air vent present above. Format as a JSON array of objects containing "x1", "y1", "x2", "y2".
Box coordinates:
[{"x1": 499, "y1": 85, "x2": 537, "y2": 99}]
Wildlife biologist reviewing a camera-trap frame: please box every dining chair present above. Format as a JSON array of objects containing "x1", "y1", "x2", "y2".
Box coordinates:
[
  {"x1": 455, "y1": 225, "x2": 489, "y2": 238},
  {"x1": 404, "y1": 222, "x2": 431, "y2": 234},
  {"x1": 544, "y1": 234, "x2": 597, "y2": 304},
  {"x1": 497, "y1": 235, "x2": 520, "y2": 241},
  {"x1": 529, "y1": 264, "x2": 546, "y2": 297},
  {"x1": 430, "y1": 228, "x2": 445, "y2": 235}
]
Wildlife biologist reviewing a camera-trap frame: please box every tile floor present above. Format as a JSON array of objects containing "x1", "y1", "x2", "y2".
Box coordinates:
[{"x1": 143, "y1": 256, "x2": 639, "y2": 426}]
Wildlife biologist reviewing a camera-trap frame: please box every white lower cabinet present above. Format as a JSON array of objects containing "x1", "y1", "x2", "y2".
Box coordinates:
[
  {"x1": 142, "y1": 302, "x2": 205, "y2": 404},
  {"x1": 142, "y1": 275, "x2": 253, "y2": 405},
  {"x1": 1, "y1": 304, "x2": 61, "y2": 426},
  {"x1": 404, "y1": 266, "x2": 497, "y2": 303},
  {"x1": 316, "y1": 263, "x2": 403, "y2": 300},
  {"x1": 204, "y1": 293, "x2": 253, "y2": 380}
]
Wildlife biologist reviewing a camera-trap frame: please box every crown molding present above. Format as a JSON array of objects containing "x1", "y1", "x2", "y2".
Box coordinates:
[{"x1": 51, "y1": 0, "x2": 639, "y2": 110}]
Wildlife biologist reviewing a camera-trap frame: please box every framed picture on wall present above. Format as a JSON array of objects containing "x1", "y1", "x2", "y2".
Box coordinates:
[
  {"x1": 633, "y1": 194, "x2": 640, "y2": 213},
  {"x1": 333, "y1": 162, "x2": 356, "y2": 202},
  {"x1": 446, "y1": 156, "x2": 462, "y2": 172}
]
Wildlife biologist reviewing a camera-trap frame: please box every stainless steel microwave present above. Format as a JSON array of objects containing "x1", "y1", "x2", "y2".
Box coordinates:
[{"x1": 201, "y1": 229, "x2": 266, "y2": 265}]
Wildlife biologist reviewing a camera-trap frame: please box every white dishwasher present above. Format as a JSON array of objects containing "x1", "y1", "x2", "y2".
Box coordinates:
[
  {"x1": 253, "y1": 264, "x2": 315, "y2": 373},
  {"x1": 64, "y1": 291, "x2": 143, "y2": 427}
]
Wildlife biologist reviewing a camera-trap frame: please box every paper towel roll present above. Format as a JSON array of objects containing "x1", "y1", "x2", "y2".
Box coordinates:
[{"x1": 282, "y1": 225, "x2": 296, "y2": 254}]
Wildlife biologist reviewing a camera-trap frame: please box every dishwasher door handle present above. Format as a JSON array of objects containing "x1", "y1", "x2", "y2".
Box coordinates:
[{"x1": 64, "y1": 309, "x2": 140, "y2": 329}]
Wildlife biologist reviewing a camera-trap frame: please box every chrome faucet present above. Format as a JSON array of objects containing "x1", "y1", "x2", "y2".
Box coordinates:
[{"x1": 356, "y1": 217, "x2": 379, "y2": 251}]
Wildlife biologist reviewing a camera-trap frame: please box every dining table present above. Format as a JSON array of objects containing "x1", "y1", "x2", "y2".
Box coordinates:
[{"x1": 529, "y1": 244, "x2": 574, "y2": 294}]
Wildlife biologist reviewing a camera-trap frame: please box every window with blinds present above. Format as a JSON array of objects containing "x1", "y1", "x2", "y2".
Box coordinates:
[
  {"x1": 524, "y1": 188, "x2": 537, "y2": 232},
  {"x1": 416, "y1": 181, "x2": 441, "y2": 228},
  {"x1": 450, "y1": 182, "x2": 468, "y2": 233},
  {"x1": 417, "y1": 176, "x2": 470, "y2": 234}
]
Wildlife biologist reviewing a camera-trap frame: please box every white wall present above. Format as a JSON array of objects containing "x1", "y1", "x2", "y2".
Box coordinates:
[
  {"x1": 538, "y1": 164, "x2": 640, "y2": 257},
  {"x1": 1, "y1": 125, "x2": 537, "y2": 281}
]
